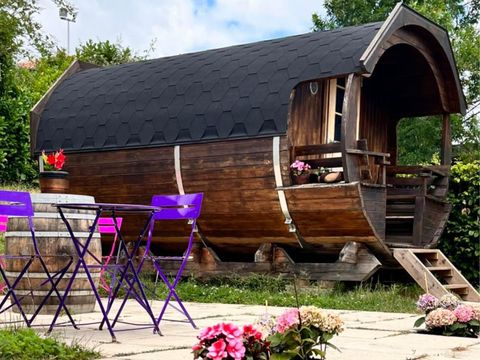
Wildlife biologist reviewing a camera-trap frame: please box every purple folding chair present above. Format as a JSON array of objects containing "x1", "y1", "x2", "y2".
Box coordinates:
[
  {"x1": 98, "y1": 217, "x2": 123, "y2": 294},
  {"x1": 0, "y1": 215, "x2": 8, "y2": 293},
  {"x1": 0, "y1": 190, "x2": 76, "y2": 327},
  {"x1": 147, "y1": 193, "x2": 203, "y2": 329}
]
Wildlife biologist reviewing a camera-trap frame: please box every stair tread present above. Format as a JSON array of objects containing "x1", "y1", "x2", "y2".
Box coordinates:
[
  {"x1": 426, "y1": 266, "x2": 451, "y2": 271},
  {"x1": 386, "y1": 215, "x2": 414, "y2": 219},
  {"x1": 393, "y1": 248, "x2": 480, "y2": 302},
  {"x1": 386, "y1": 242, "x2": 418, "y2": 248},
  {"x1": 409, "y1": 249, "x2": 440, "y2": 254},
  {"x1": 444, "y1": 284, "x2": 469, "y2": 289},
  {"x1": 387, "y1": 195, "x2": 417, "y2": 200}
]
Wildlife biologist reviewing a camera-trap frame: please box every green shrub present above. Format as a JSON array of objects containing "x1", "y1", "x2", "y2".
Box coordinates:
[
  {"x1": 439, "y1": 161, "x2": 480, "y2": 285},
  {"x1": 0, "y1": 328, "x2": 100, "y2": 360}
]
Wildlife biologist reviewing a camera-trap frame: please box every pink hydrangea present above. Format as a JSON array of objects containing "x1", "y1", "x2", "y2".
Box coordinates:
[
  {"x1": 207, "y1": 339, "x2": 228, "y2": 360},
  {"x1": 453, "y1": 305, "x2": 475, "y2": 323},
  {"x1": 472, "y1": 305, "x2": 480, "y2": 321},
  {"x1": 275, "y1": 308, "x2": 300, "y2": 333},
  {"x1": 425, "y1": 308, "x2": 457, "y2": 329}
]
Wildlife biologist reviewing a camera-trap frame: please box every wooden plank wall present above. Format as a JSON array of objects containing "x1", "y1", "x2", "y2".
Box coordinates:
[
  {"x1": 284, "y1": 184, "x2": 378, "y2": 256},
  {"x1": 181, "y1": 137, "x2": 293, "y2": 259},
  {"x1": 67, "y1": 137, "x2": 296, "y2": 259},
  {"x1": 422, "y1": 198, "x2": 451, "y2": 248},
  {"x1": 359, "y1": 79, "x2": 391, "y2": 180},
  {"x1": 287, "y1": 81, "x2": 326, "y2": 148}
]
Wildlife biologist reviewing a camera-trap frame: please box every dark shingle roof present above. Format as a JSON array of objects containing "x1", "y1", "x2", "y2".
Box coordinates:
[{"x1": 36, "y1": 22, "x2": 382, "y2": 153}]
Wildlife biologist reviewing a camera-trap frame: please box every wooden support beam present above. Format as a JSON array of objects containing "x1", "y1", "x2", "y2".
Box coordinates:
[
  {"x1": 338, "y1": 241, "x2": 360, "y2": 264},
  {"x1": 440, "y1": 113, "x2": 452, "y2": 166},
  {"x1": 341, "y1": 74, "x2": 361, "y2": 182},
  {"x1": 413, "y1": 196, "x2": 425, "y2": 246},
  {"x1": 254, "y1": 243, "x2": 273, "y2": 263}
]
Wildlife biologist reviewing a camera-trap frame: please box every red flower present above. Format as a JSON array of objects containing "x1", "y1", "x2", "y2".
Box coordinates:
[
  {"x1": 47, "y1": 153, "x2": 56, "y2": 166},
  {"x1": 54, "y1": 149, "x2": 65, "y2": 170},
  {"x1": 41, "y1": 149, "x2": 67, "y2": 171}
]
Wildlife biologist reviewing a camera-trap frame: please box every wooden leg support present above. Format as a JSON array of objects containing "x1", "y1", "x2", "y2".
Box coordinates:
[{"x1": 274, "y1": 245, "x2": 381, "y2": 281}]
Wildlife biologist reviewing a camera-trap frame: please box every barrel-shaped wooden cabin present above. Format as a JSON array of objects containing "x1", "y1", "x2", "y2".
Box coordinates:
[{"x1": 31, "y1": 5, "x2": 467, "y2": 282}]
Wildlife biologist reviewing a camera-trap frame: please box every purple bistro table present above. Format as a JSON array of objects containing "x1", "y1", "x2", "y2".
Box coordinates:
[{"x1": 48, "y1": 202, "x2": 161, "y2": 342}]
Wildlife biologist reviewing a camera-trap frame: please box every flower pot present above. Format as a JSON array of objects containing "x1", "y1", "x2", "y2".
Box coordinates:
[
  {"x1": 293, "y1": 173, "x2": 310, "y2": 185},
  {"x1": 39, "y1": 171, "x2": 69, "y2": 193}
]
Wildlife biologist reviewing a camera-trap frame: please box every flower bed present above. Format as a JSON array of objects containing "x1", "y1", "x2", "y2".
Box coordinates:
[
  {"x1": 193, "y1": 306, "x2": 344, "y2": 360},
  {"x1": 414, "y1": 293, "x2": 480, "y2": 337}
]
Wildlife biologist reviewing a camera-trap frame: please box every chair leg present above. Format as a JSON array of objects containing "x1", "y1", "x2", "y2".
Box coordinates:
[
  {"x1": 28, "y1": 256, "x2": 78, "y2": 328},
  {"x1": 0, "y1": 257, "x2": 35, "y2": 325},
  {"x1": 153, "y1": 259, "x2": 197, "y2": 329},
  {"x1": 99, "y1": 235, "x2": 119, "y2": 293}
]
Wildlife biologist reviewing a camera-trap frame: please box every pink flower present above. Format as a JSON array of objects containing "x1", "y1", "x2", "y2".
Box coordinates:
[
  {"x1": 207, "y1": 339, "x2": 228, "y2": 360},
  {"x1": 221, "y1": 323, "x2": 242, "y2": 340},
  {"x1": 290, "y1": 160, "x2": 311, "y2": 172},
  {"x1": 199, "y1": 324, "x2": 222, "y2": 340},
  {"x1": 275, "y1": 308, "x2": 300, "y2": 333},
  {"x1": 243, "y1": 324, "x2": 263, "y2": 340},
  {"x1": 453, "y1": 305, "x2": 475, "y2": 323},
  {"x1": 425, "y1": 308, "x2": 457, "y2": 329},
  {"x1": 192, "y1": 343, "x2": 203, "y2": 351},
  {"x1": 227, "y1": 338, "x2": 246, "y2": 360}
]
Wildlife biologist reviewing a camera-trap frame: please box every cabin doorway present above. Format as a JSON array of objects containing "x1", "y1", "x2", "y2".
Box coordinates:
[{"x1": 396, "y1": 116, "x2": 442, "y2": 166}]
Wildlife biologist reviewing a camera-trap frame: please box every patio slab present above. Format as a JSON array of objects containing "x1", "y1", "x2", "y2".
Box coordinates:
[{"x1": 1, "y1": 300, "x2": 478, "y2": 360}]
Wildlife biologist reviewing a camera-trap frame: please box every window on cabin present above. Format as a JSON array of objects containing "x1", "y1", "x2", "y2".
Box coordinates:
[
  {"x1": 288, "y1": 76, "x2": 346, "y2": 150},
  {"x1": 324, "y1": 77, "x2": 345, "y2": 144}
]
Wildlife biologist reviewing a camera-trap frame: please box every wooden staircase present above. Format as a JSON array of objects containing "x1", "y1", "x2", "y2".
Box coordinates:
[{"x1": 394, "y1": 249, "x2": 480, "y2": 302}]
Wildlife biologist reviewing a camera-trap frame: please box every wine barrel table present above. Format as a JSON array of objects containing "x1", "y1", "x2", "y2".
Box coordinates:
[{"x1": 4, "y1": 193, "x2": 101, "y2": 314}]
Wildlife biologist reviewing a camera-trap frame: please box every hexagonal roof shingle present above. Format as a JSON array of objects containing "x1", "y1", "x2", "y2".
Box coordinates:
[{"x1": 36, "y1": 22, "x2": 382, "y2": 153}]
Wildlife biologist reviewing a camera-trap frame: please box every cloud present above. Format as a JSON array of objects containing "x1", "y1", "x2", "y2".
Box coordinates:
[{"x1": 37, "y1": 0, "x2": 325, "y2": 58}]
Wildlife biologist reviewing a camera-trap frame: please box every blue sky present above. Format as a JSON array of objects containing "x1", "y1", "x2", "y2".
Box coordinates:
[{"x1": 37, "y1": 0, "x2": 325, "y2": 58}]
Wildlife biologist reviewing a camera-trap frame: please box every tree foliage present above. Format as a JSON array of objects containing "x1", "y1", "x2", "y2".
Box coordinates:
[
  {"x1": 438, "y1": 161, "x2": 480, "y2": 285},
  {"x1": 0, "y1": 0, "x2": 151, "y2": 184},
  {"x1": 75, "y1": 39, "x2": 150, "y2": 66},
  {"x1": 312, "y1": 0, "x2": 480, "y2": 164}
]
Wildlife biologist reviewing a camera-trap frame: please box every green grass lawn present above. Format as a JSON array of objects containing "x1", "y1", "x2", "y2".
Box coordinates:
[
  {"x1": 0, "y1": 328, "x2": 100, "y2": 360},
  {"x1": 139, "y1": 274, "x2": 422, "y2": 313},
  {"x1": 2, "y1": 227, "x2": 419, "y2": 314}
]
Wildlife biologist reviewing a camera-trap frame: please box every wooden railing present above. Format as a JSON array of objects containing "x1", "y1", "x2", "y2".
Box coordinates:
[
  {"x1": 386, "y1": 165, "x2": 449, "y2": 245},
  {"x1": 290, "y1": 140, "x2": 390, "y2": 186},
  {"x1": 345, "y1": 147, "x2": 390, "y2": 186},
  {"x1": 386, "y1": 165, "x2": 449, "y2": 199},
  {"x1": 290, "y1": 142, "x2": 343, "y2": 169}
]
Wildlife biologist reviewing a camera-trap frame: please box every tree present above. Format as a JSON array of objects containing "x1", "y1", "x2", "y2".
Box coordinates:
[
  {"x1": 0, "y1": 0, "x2": 76, "y2": 183},
  {"x1": 75, "y1": 39, "x2": 151, "y2": 66},
  {"x1": 312, "y1": 0, "x2": 480, "y2": 164},
  {"x1": 0, "y1": 1, "x2": 152, "y2": 184}
]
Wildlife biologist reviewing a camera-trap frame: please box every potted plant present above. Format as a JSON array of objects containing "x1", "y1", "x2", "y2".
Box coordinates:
[
  {"x1": 39, "y1": 149, "x2": 69, "y2": 193},
  {"x1": 267, "y1": 306, "x2": 344, "y2": 360},
  {"x1": 290, "y1": 160, "x2": 312, "y2": 185},
  {"x1": 414, "y1": 293, "x2": 480, "y2": 337},
  {"x1": 192, "y1": 322, "x2": 270, "y2": 360},
  {"x1": 193, "y1": 306, "x2": 344, "y2": 360}
]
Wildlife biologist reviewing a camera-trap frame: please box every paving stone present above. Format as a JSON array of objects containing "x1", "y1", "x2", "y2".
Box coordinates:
[{"x1": 1, "y1": 300, "x2": 479, "y2": 360}]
